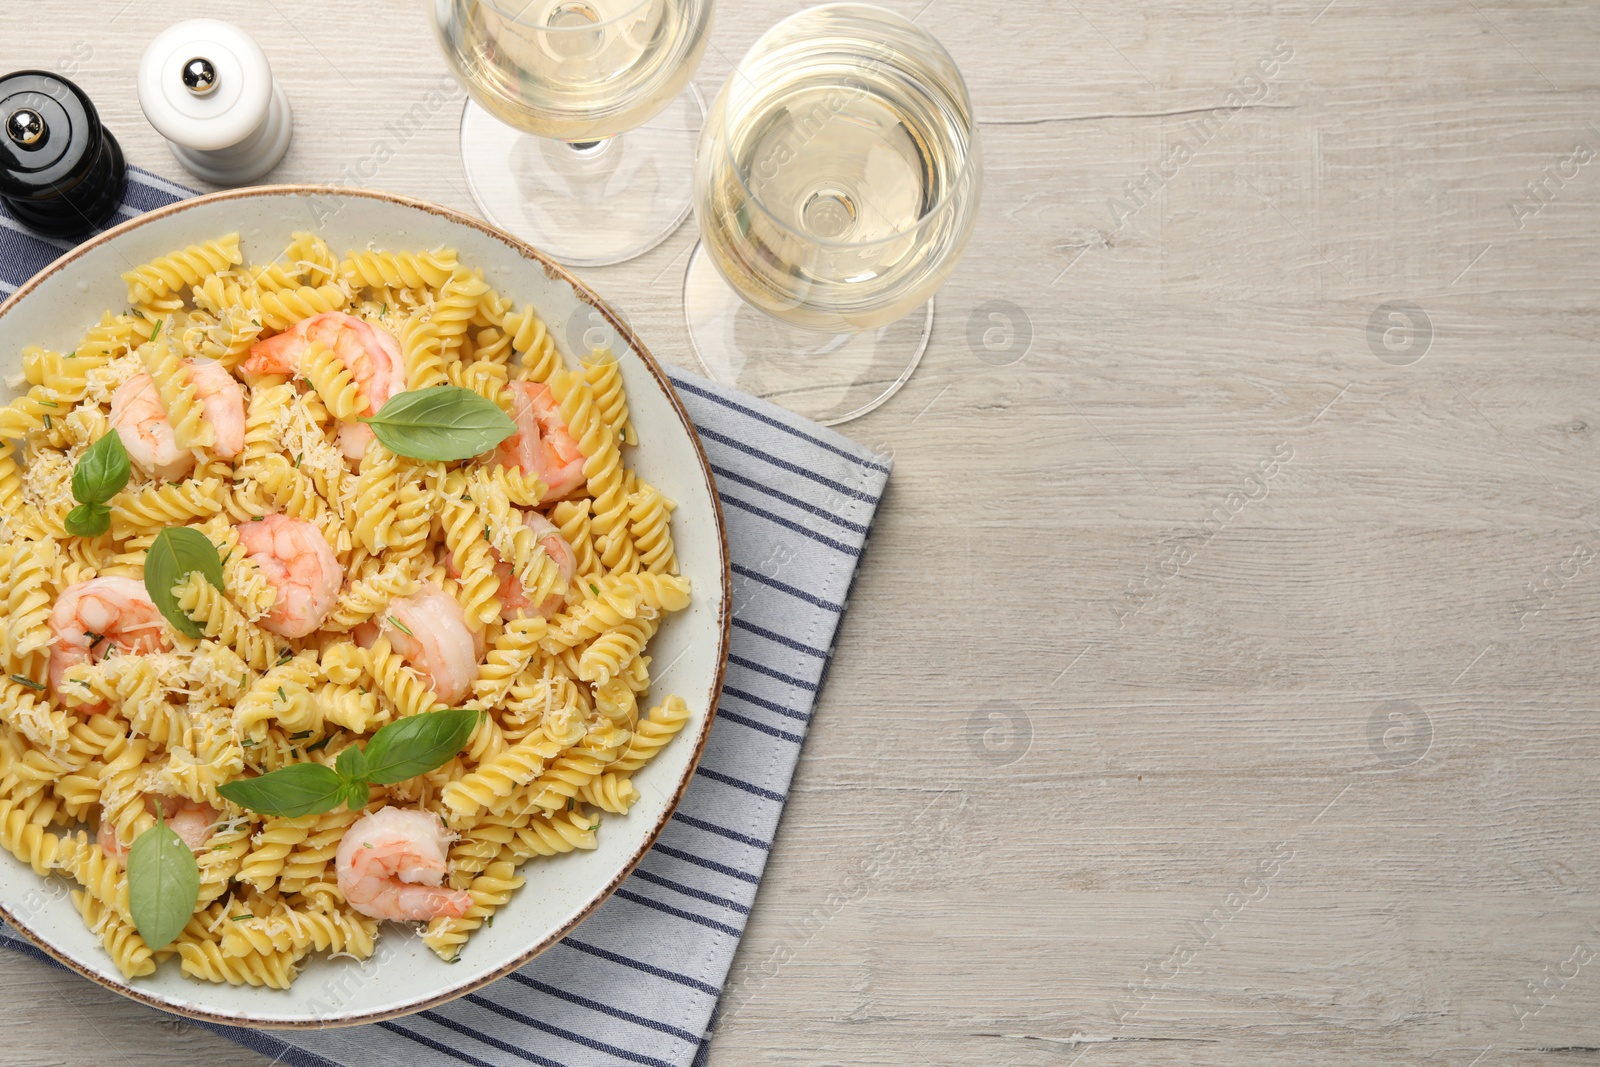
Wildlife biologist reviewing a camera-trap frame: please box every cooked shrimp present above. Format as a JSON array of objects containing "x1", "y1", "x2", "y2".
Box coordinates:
[
  {"x1": 335, "y1": 806, "x2": 472, "y2": 922},
  {"x1": 493, "y1": 381, "x2": 586, "y2": 501},
  {"x1": 235, "y1": 514, "x2": 344, "y2": 638},
  {"x1": 497, "y1": 511, "x2": 577, "y2": 620},
  {"x1": 187, "y1": 358, "x2": 247, "y2": 458},
  {"x1": 242, "y1": 312, "x2": 405, "y2": 460},
  {"x1": 48, "y1": 577, "x2": 171, "y2": 697},
  {"x1": 109, "y1": 358, "x2": 245, "y2": 480},
  {"x1": 377, "y1": 586, "x2": 480, "y2": 705},
  {"x1": 98, "y1": 795, "x2": 220, "y2": 859}
]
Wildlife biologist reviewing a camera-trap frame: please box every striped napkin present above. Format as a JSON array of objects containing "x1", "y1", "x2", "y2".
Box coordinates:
[{"x1": 0, "y1": 167, "x2": 892, "y2": 1067}]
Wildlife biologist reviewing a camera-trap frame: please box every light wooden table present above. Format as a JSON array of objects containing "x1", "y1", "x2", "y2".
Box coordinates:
[{"x1": 4, "y1": 1, "x2": 1599, "y2": 1064}]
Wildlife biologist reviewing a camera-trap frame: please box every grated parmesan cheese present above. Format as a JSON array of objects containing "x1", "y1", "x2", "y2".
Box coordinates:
[
  {"x1": 276, "y1": 393, "x2": 351, "y2": 519},
  {"x1": 20, "y1": 446, "x2": 71, "y2": 515},
  {"x1": 80, "y1": 352, "x2": 142, "y2": 407}
]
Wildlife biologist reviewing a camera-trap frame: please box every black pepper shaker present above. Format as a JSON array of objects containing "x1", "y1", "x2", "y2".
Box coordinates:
[{"x1": 0, "y1": 71, "x2": 126, "y2": 239}]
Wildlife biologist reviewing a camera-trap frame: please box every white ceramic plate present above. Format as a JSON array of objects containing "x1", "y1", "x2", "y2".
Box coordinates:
[{"x1": 0, "y1": 186, "x2": 730, "y2": 1027}]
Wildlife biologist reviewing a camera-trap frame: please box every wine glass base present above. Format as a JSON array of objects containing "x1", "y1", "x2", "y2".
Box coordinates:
[
  {"x1": 458, "y1": 85, "x2": 704, "y2": 268},
  {"x1": 682, "y1": 242, "x2": 931, "y2": 425}
]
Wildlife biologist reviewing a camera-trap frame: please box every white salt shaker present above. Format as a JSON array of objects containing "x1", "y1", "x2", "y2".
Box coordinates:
[{"x1": 137, "y1": 19, "x2": 292, "y2": 185}]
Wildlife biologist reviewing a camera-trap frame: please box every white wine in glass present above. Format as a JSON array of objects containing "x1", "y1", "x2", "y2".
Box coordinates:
[
  {"x1": 434, "y1": 0, "x2": 715, "y2": 266},
  {"x1": 685, "y1": 3, "x2": 980, "y2": 423}
]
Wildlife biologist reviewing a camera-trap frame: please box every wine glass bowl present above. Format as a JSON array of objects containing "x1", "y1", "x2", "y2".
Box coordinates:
[
  {"x1": 432, "y1": 0, "x2": 715, "y2": 265},
  {"x1": 436, "y1": 0, "x2": 711, "y2": 144},
  {"x1": 685, "y1": 3, "x2": 981, "y2": 421}
]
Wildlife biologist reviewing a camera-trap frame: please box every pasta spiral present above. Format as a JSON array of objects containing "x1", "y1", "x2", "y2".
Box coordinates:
[
  {"x1": 300, "y1": 340, "x2": 364, "y2": 419},
  {"x1": 433, "y1": 270, "x2": 490, "y2": 359},
  {"x1": 582, "y1": 350, "x2": 636, "y2": 446},
  {"x1": 340, "y1": 249, "x2": 458, "y2": 290},
  {"x1": 503, "y1": 304, "x2": 560, "y2": 382},
  {"x1": 253, "y1": 284, "x2": 349, "y2": 332},
  {"x1": 234, "y1": 652, "x2": 320, "y2": 741},
  {"x1": 613, "y1": 696, "x2": 690, "y2": 773},
  {"x1": 350, "y1": 439, "x2": 404, "y2": 553},
  {"x1": 109, "y1": 479, "x2": 226, "y2": 540},
  {"x1": 577, "y1": 772, "x2": 640, "y2": 814},
  {"x1": 398, "y1": 309, "x2": 448, "y2": 389},
  {"x1": 506, "y1": 807, "x2": 599, "y2": 861},
  {"x1": 1, "y1": 539, "x2": 57, "y2": 666},
  {"x1": 238, "y1": 814, "x2": 318, "y2": 892},
  {"x1": 367, "y1": 636, "x2": 441, "y2": 719},
  {"x1": 0, "y1": 788, "x2": 71, "y2": 876},
  {"x1": 627, "y1": 479, "x2": 678, "y2": 574},
  {"x1": 278, "y1": 806, "x2": 362, "y2": 894},
  {"x1": 472, "y1": 617, "x2": 547, "y2": 707},
  {"x1": 121, "y1": 234, "x2": 242, "y2": 305},
  {"x1": 73, "y1": 889, "x2": 157, "y2": 979},
  {"x1": 138, "y1": 330, "x2": 214, "y2": 449},
  {"x1": 475, "y1": 464, "x2": 546, "y2": 508},
  {"x1": 438, "y1": 485, "x2": 502, "y2": 627},
  {"x1": 317, "y1": 681, "x2": 386, "y2": 734},
  {"x1": 422, "y1": 849, "x2": 523, "y2": 960},
  {"x1": 196, "y1": 819, "x2": 253, "y2": 907},
  {"x1": 177, "y1": 938, "x2": 298, "y2": 988},
  {"x1": 174, "y1": 572, "x2": 283, "y2": 670},
  {"x1": 440, "y1": 727, "x2": 566, "y2": 822}
]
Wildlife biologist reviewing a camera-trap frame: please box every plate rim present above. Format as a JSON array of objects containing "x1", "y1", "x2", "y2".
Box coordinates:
[{"x1": 0, "y1": 183, "x2": 732, "y2": 1029}]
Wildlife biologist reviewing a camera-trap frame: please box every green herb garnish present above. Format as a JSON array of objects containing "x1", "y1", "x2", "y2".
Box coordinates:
[
  {"x1": 144, "y1": 526, "x2": 225, "y2": 638},
  {"x1": 387, "y1": 615, "x2": 413, "y2": 637},
  {"x1": 215, "y1": 762, "x2": 344, "y2": 818},
  {"x1": 9, "y1": 675, "x2": 45, "y2": 691},
  {"x1": 217, "y1": 708, "x2": 481, "y2": 818},
  {"x1": 63, "y1": 431, "x2": 132, "y2": 538},
  {"x1": 357, "y1": 386, "x2": 516, "y2": 462},
  {"x1": 127, "y1": 810, "x2": 199, "y2": 951}
]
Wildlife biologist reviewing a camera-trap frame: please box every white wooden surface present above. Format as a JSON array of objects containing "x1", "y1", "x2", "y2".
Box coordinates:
[{"x1": 4, "y1": 1, "x2": 1600, "y2": 1064}]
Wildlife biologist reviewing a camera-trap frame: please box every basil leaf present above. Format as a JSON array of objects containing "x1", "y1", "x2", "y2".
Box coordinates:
[
  {"x1": 144, "y1": 526, "x2": 226, "y2": 639},
  {"x1": 127, "y1": 818, "x2": 199, "y2": 951},
  {"x1": 71, "y1": 431, "x2": 131, "y2": 505},
  {"x1": 358, "y1": 386, "x2": 516, "y2": 461},
  {"x1": 216, "y1": 763, "x2": 345, "y2": 818},
  {"x1": 360, "y1": 708, "x2": 481, "y2": 784},
  {"x1": 335, "y1": 743, "x2": 367, "y2": 784},
  {"x1": 64, "y1": 502, "x2": 110, "y2": 538},
  {"x1": 345, "y1": 780, "x2": 371, "y2": 813}
]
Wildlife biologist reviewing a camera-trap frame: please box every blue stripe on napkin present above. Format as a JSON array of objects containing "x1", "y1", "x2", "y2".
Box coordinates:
[{"x1": 0, "y1": 170, "x2": 891, "y2": 1067}]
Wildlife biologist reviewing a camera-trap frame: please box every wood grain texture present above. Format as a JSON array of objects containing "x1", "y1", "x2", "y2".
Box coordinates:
[{"x1": 2, "y1": 0, "x2": 1598, "y2": 1064}]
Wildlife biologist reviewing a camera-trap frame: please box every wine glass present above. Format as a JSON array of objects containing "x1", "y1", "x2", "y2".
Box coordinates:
[
  {"x1": 433, "y1": 0, "x2": 715, "y2": 267},
  {"x1": 683, "y1": 3, "x2": 980, "y2": 425}
]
